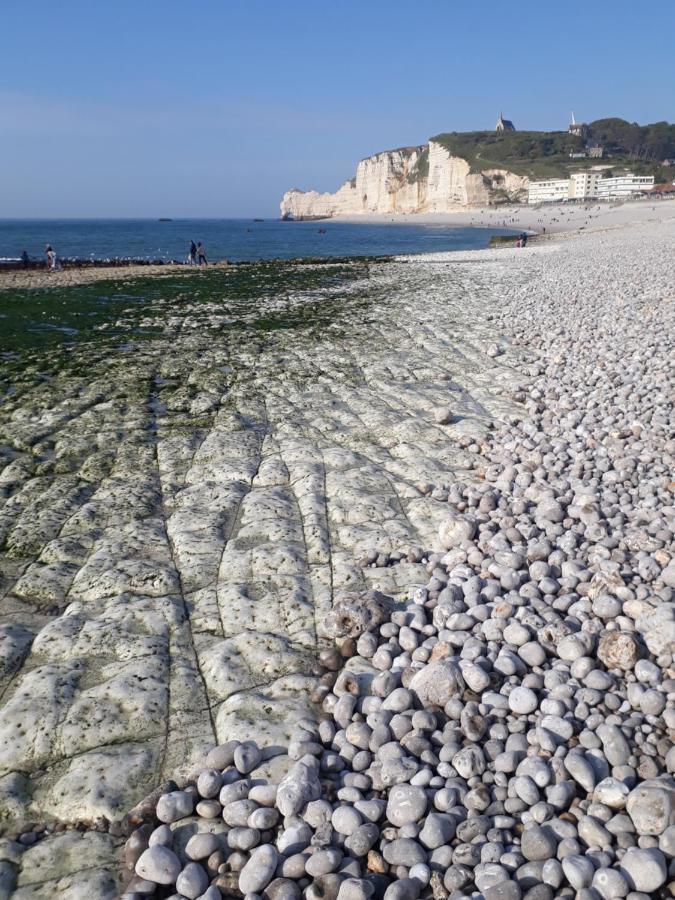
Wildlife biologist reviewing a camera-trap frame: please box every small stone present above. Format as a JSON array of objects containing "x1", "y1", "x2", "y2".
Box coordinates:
[
  {"x1": 594, "y1": 778, "x2": 630, "y2": 809},
  {"x1": 186, "y1": 833, "x2": 222, "y2": 862},
  {"x1": 332, "y1": 806, "x2": 363, "y2": 836},
  {"x1": 235, "y1": 741, "x2": 263, "y2": 774},
  {"x1": 135, "y1": 846, "x2": 182, "y2": 885},
  {"x1": 176, "y1": 862, "x2": 209, "y2": 899},
  {"x1": 305, "y1": 848, "x2": 343, "y2": 877},
  {"x1": 148, "y1": 824, "x2": 173, "y2": 847},
  {"x1": 520, "y1": 825, "x2": 557, "y2": 861},
  {"x1": 264, "y1": 878, "x2": 303, "y2": 900},
  {"x1": 155, "y1": 790, "x2": 194, "y2": 824},
  {"x1": 564, "y1": 753, "x2": 597, "y2": 793},
  {"x1": 239, "y1": 845, "x2": 279, "y2": 894},
  {"x1": 382, "y1": 838, "x2": 427, "y2": 866},
  {"x1": 483, "y1": 880, "x2": 522, "y2": 900},
  {"x1": 591, "y1": 867, "x2": 629, "y2": 899},
  {"x1": 386, "y1": 784, "x2": 428, "y2": 826},
  {"x1": 205, "y1": 741, "x2": 239, "y2": 769},
  {"x1": 433, "y1": 406, "x2": 454, "y2": 425},
  {"x1": 336, "y1": 878, "x2": 374, "y2": 900},
  {"x1": 383, "y1": 878, "x2": 421, "y2": 900},
  {"x1": 197, "y1": 769, "x2": 223, "y2": 799},
  {"x1": 345, "y1": 823, "x2": 380, "y2": 857},
  {"x1": 508, "y1": 687, "x2": 538, "y2": 715},
  {"x1": 418, "y1": 812, "x2": 456, "y2": 849},
  {"x1": 561, "y1": 855, "x2": 594, "y2": 890},
  {"x1": 276, "y1": 757, "x2": 321, "y2": 817}
]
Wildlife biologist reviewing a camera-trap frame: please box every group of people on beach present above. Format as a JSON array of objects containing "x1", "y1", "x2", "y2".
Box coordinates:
[
  {"x1": 19, "y1": 241, "x2": 210, "y2": 271},
  {"x1": 187, "y1": 241, "x2": 208, "y2": 265}
]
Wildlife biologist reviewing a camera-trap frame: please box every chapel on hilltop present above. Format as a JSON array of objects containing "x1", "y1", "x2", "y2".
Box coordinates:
[
  {"x1": 495, "y1": 112, "x2": 516, "y2": 132},
  {"x1": 569, "y1": 113, "x2": 589, "y2": 138}
]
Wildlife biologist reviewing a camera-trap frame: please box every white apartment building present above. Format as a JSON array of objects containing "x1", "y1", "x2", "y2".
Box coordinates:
[
  {"x1": 527, "y1": 179, "x2": 570, "y2": 204},
  {"x1": 570, "y1": 171, "x2": 600, "y2": 199},
  {"x1": 529, "y1": 172, "x2": 655, "y2": 204},
  {"x1": 596, "y1": 174, "x2": 655, "y2": 199}
]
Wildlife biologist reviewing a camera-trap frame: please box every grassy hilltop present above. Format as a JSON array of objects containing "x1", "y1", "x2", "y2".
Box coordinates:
[{"x1": 427, "y1": 118, "x2": 675, "y2": 182}]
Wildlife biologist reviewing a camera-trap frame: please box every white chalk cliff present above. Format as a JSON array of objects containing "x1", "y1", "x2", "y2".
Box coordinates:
[{"x1": 280, "y1": 141, "x2": 529, "y2": 219}]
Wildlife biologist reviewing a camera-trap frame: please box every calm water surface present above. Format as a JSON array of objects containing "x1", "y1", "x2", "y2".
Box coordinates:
[{"x1": 0, "y1": 218, "x2": 515, "y2": 263}]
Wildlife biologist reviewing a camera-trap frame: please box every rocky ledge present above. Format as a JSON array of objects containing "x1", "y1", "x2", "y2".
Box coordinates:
[{"x1": 1, "y1": 221, "x2": 674, "y2": 898}]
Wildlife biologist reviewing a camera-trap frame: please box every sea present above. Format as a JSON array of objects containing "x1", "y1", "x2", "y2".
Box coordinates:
[{"x1": 0, "y1": 218, "x2": 514, "y2": 263}]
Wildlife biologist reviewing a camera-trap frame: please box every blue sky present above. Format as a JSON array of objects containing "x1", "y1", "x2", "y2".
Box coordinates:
[{"x1": 1, "y1": 0, "x2": 673, "y2": 217}]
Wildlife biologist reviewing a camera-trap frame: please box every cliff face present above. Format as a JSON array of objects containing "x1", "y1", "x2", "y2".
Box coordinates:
[{"x1": 280, "y1": 140, "x2": 529, "y2": 219}]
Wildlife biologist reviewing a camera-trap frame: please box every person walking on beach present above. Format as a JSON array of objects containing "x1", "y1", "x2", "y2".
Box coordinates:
[
  {"x1": 188, "y1": 240, "x2": 197, "y2": 265},
  {"x1": 45, "y1": 244, "x2": 57, "y2": 270},
  {"x1": 20, "y1": 250, "x2": 29, "y2": 268},
  {"x1": 197, "y1": 241, "x2": 207, "y2": 266}
]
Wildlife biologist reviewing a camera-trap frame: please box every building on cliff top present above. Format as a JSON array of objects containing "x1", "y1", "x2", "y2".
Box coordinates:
[
  {"x1": 495, "y1": 112, "x2": 515, "y2": 132},
  {"x1": 569, "y1": 113, "x2": 589, "y2": 138}
]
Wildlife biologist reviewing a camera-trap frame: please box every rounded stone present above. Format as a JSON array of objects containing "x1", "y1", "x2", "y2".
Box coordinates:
[
  {"x1": 197, "y1": 769, "x2": 223, "y2": 799},
  {"x1": 386, "y1": 784, "x2": 428, "y2": 826},
  {"x1": 520, "y1": 825, "x2": 557, "y2": 861},
  {"x1": 336, "y1": 878, "x2": 375, "y2": 900},
  {"x1": 620, "y1": 847, "x2": 667, "y2": 892},
  {"x1": 305, "y1": 848, "x2": 343, "y2": 877},
  {"x1": 332, "y1": 806, "x2": 363, "y2": 836},
  {"x1": 561, "y1": 855, "x2": 595, "y2": 890},
  {"x1": 185, "y1": 833, "x2": 222, "y2": 861},
  {"x1": 591, "y1": 867, "x2": 629, "y2": 899},
  {"x1": 508, "y1": 687, "x2": 538, "y2": 715},
  {"x1": 235, "y1": 741, "x2": 263, "y2": 774},
  {"x1": 176, "y1": 862, "x2": 209, "y2": 899},
  {"x1": 382, "y1": 838, "x2": 427, "y2": 866},
  {"x1": 155, "y1": 790, "x2": 194, "y2": 824},
  {"x1": 239, "y1": 845, "x2": 279, "y2": 894},
  {"x1": 344, "y1": 823, "x2": 380, "y2": 857},
  {"x1": 135, "y1": 845, "x2": 182, "y2": 885},
  {"x1": 383, "y1": 878, "x2": 421, "y2": 900}
]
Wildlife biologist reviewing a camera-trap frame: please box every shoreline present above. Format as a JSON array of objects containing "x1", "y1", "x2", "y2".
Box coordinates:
[
  {"x1": 4, "y1": 198, "x2": 671, "y2": 291},
  {"x1": 0, "y1": 208, "x2": 673, "y2": 896},
  {"x1": 332, "y1": 195, "x2": 675, "y2": 235}
]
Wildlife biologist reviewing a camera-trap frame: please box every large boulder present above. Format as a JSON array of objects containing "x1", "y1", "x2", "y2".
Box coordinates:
[
  {"x1": 635, "y1": 603, "x2": 675, "y2": 656},
  {"x1": 626, "y1": 778, "x2": 675, "y2": 835},
  {"x1": 409, "y1": 659, "x2": 465, "y2": 708},
  {"x1": 597, "y1": 631, "x2": 641, "y2": 670},
  {"x1": 438, "y1": 515, "x2": 477, "y2": 550},
  {"x1": 323, "y1": 591, "x2": 394, "y2": 639},
  {"x1": 276, "y1": 755, "x2": 321, "y2": 817}
]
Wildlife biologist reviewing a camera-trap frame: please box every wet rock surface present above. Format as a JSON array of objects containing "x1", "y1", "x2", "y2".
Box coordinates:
[{"x1": 1, "y1": 222, "x2": 674, "y2": 896}]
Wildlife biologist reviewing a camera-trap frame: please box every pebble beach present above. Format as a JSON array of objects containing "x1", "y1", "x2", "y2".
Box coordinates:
[{"x1": 0, "y1": 207, "x2": 673, "y2": 898}]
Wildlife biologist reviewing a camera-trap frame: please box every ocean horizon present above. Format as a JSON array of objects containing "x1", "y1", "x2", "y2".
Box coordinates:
[{"x1": 0, "y1": 217, "x2": 516, "y2": 264}]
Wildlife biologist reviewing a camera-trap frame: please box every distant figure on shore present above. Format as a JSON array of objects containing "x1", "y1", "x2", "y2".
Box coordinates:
[
  {"x1": 520, "y1": 232, "x2": 528, "y2": 247},
  {"x1": 45, "y1": 244, "x2": 57, "y2": 270},
  {"x1": 188, "y1": 240, "x2": 197, "y2": 265},
  {"x1": 197, "y1": 242, "x2": 207, "y2": 266},
  {"x1": 20, "y1": 250, "x2": 29, "y2": 268}
]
